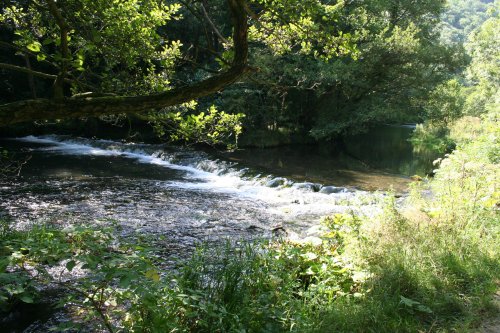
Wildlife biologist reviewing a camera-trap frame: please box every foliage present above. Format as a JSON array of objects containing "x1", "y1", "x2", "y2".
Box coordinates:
[
  {"x1": 0, "y1": 0, "x2": 468, "y2": 143},
  {"x1": 411, "y1": 5, "x2": 498, "y2": 154},
  {"x1": 440, "y1": 0, "x2": 493, "y2": 44},
  {"x1": 0, "y1": 221, "x2": 162, "y2": 331},
  {"x1": 3, "y1": 95, "x2": 498, "y2": 333},
  {"x1": 0, "y1": 215, "x2": 363, "y2": 332},
  {"x1": 410, "y1": 123, "x2": 455, "y2": 154},
  {"x1": 218, "y1": 0, "x2": 461, "y2": 141},
  {"x1": 431, "y1": 110, "x2": 499, "y2": 221},
  {"x1": 0, "y1": 1, "x2": 499, "y2": 331},
  {"x1": 463, "y1": 8, "x2": 500, "y2": 116},
  {"x1": 448, "y1": 115, "x2": 484, "y2": 145},
  {"x1": 150, "y1": 104, "x2": 245, "y2": 149},
  {"x1": 0, "y1": 0, "x2": 182, "y2": 95},
  {"x1": 317, "y1": 116, "x2": 499, "y2": 330},
  {"x1": 3, "y1": 171, "x2": 498, "y2": 332},
  {"x1": 129, "y1": 236, "x2": 361, "y2": 333},
  {"x1": 249, "y1": 0, "x2": 358, "y2": 60},
  {"x1": 0, "y1": 219, "x2": 167, "y2": 331},
  {"x1": 0, "y1": 0, "x2": 363, "y2": 101},
  {"x1": 422, "y1": 79, "x2": 465, "y2": 126},
  {"x1": 321, "y1": 197, "x2": 499, "y2": 332}
]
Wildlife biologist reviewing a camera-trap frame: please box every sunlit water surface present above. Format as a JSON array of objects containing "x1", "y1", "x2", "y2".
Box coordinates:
[{"x1": 0, "y1": 131, "x2": 431, "y2": 332}]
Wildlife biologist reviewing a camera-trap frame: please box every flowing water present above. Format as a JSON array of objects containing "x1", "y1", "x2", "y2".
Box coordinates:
[
  {"x1": 0, "y1": 127, "x2": 433, "y2": 249},
  {"x1": 0, "y1": 135, "x2": 385, "y2": 243},
  {"x1": 0, "y1": 127, "x2": 433, "y2": 331}
]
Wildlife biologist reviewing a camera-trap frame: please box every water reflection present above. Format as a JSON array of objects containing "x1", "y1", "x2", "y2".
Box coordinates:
[
  {"x1": 220, "y1": 125, "x2": 438, "y2": 192},
  {"x1": 343, "y1": 125, "x2": 439, "y2": 176}
]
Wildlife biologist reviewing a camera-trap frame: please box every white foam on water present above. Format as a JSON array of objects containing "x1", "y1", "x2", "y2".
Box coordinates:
[
  {"x1": 18, "y1": 135, "x2": 213, "y2": 179},
  {"x1": 15, "y1": 135, "x2": 379, "y2": 220}
]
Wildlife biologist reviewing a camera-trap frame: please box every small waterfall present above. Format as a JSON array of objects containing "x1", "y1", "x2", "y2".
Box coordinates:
[{"x1": 4, "y1": 135, "x2": 384, "y2": 236}]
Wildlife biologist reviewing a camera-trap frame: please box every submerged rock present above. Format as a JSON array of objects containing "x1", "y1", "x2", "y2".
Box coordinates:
[
  {"x1": 292, "y1": 182, "x2": 321, "y2": 192},
  {"x1": 319, "y1": 186, "x2": 348, "y2": 194},
  {"x1": 266, "y1": 177, "x2": 287, "y2": 188}
]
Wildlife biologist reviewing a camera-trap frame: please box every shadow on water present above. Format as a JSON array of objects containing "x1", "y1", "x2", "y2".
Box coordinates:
[
  {"x1": 220, "y1": 125, "x2": 438, "y2": 192},
  {"x1": 343, "y1": 125, "x2": 439, "y2": 176}
]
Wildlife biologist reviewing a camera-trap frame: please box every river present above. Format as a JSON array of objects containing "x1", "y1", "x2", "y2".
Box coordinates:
[
  {"x1": 0, "y1": 126, "x2": 434, "y2": 331},
  {"x1": 0, "y1": 126, "x2": 435, "y2": 247},
  {"x1": 1, "y1": 135, "x2": 383, "y2": 242}
]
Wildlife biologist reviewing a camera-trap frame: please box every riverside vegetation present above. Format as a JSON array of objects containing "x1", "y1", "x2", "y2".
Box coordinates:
[
  {"x1": 1, "y1": 0, "x2": 499, "y2": 331},
  {"x1": 1, "y1": 113, "x2": 498, "y2": 331}
]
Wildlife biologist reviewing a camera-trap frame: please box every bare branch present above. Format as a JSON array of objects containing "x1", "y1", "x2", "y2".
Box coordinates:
[
  {"x1": 0, "y1": 62, "x2": 58, "y2": 80},
  {"x1": 200, "y1": 3, "x2": 229, "y2": 44}
]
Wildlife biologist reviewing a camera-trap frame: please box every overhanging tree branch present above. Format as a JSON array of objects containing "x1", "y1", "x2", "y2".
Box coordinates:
[
  {"x1": 0, "y1": 0, "x2": 249, "y2": 126},
  {"x1": 0, "y1": 62, "x2": 58, "y2": 80}
]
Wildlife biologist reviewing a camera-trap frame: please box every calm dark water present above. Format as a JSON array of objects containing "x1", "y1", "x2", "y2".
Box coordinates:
[
  {"x1": 221, "y1": 125, "x2": 435, "y2": 192},
  {"x1": 343, "y1": 125, "x2": 436, "y2": 176}
]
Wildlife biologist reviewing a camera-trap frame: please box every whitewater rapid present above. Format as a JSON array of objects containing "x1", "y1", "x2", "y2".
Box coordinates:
[{"x1": 0, "y1": 135, "x2": 386, "y2": 248}]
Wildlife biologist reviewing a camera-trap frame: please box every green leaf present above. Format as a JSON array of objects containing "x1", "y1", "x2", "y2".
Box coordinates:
[
  {"x1": 119, "y1": 274, "x2": 133, "y2": 288},
  {"x1": 42, "y1": 38, "x2": 54, "y2": 46},
  {"x1": 73, "y1": 59, "x2": 83, "y2": 67},
  {"x1": 145, "y1": 269, "x2": 160, "y2": 282},
  {"x1": 5, "y1": 284, "x2": 24, "y2": 294},
  {"x1": 37, "y1": 53, "x2": 47, "y2": 62},
  {"x1": 26, "y1": 42, "x2": 41, "y2": 53},
  {"x1": 417, "y1": 304, "x2": 433, "y2": 314},
  {"x1": 400, "y1": 295, "x2": 419, "y2": 307},
  {"x1": 19, "y1": 293, "x2": 34, "y2": 303},
  {"x1": 65, "y1": 260, "x2": 76, "y2": 272}
]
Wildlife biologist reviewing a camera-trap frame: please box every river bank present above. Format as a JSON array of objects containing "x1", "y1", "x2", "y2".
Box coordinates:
[{"x1": 1, "y1": 130, "x2": 497, "y2": 332}]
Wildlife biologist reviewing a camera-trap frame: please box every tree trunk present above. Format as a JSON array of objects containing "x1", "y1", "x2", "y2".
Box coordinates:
[
  {"x1": 0, "y1": 0, "x2": 249, "y2": 126},
  {"x1": 24, "y1": 55, "x2": 37, "y2": 99}
]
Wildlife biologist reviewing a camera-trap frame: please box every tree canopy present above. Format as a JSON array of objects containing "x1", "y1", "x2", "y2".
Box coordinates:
[
  {"x1": 440, "y1": 0, "x2": 494, "y2": 44},
  {"x1": 0, "y1": 0, "x2": 469, "y2": 140},
  {"x1": 0, "y1": 0, "x2": 361, "y2": 126},
  {"x1": 0, "y1": 0, "x2": 252, "y2": 125},
  {"x1": 217, "y1": 0, "x2": 461, "y2": 138}
]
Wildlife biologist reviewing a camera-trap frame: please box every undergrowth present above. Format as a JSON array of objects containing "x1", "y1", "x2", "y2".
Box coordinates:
[
  {"x1": 1, "y1": 114, "x2": 498, "y2": 332},
  {"x1": 1, "y1": 199, "x2": 497, "y2": 332}
]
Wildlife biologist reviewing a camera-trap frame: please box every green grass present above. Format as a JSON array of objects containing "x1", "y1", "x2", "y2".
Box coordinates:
[
  {"x1": 2, "y1": 202, "x2": 497, "y2": 332},
  {"x1": 1, "y1": 112, "x2": 498, "y2": 332},
  {"x1": 315, "y1": 210, "x2": 499, "y2": 333}
]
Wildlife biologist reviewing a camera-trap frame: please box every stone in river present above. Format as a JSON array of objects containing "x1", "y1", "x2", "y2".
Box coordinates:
[
  {"x1": 266, "y1": 177, "x2": 287, "y2": 188},
  {"x1": 319, "y1": 186, "x2": 348, "y2": 194}
]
